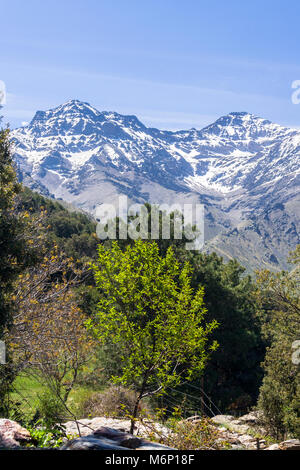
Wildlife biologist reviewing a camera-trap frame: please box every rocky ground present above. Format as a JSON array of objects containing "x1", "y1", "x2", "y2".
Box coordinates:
[
  {"x1": 0, "y1": 413, "x2": 299, "y2": 450},
  {"x1": 209, "y1": 413, "x2": 300, "y2": 450}
]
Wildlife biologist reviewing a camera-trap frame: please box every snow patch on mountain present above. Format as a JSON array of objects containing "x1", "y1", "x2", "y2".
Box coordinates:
[{"x1": 11, "y1": 100, "x2": 300, "y2": 270}]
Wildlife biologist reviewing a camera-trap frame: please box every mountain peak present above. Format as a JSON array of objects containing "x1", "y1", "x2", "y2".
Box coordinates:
[
  {"x1": 55, "y1": 99, "x2": 100, "y2": 116},
  {"x1": 201, "y1": 110, "x2": 285, "y2": 139},
  {"x1": 11, "y1": 100, "x2": 299, "y2": 272},
  {"x1": 30, "y1": 100, "x2": 99, "y2": 123}
]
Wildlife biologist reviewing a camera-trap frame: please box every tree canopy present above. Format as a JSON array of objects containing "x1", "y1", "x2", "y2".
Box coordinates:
[{"x1": 87, "y1": 240, "x2": 218, "y2": 432}]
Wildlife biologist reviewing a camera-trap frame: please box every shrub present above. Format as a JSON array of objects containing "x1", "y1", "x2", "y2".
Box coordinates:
[
  {"x1": 139, "y1": 408, "x2": 227, "y2": 450},
  {"x1": 26, "y1": 422, "x2": 66, "y2": 448},
  {"x1": 165, "y1": 418, "x2": 226, "y2": 450},
  {"x1": 37, "y1": 390, "x2": 67, "y2": 426},
  {"x1": 80, "y1": 385, "x2": 149, "y2": 418}
]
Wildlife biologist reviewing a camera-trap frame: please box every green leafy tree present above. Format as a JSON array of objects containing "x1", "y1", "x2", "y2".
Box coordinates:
[
  {"x1": 87, "y1": 240, "x2": 218, "y2": 433},
  {"x1": 104, "y1": 206, "x2": 264, "y2": 413},
  {"x1": 186, "y1": 253, "x2": 264, "y2": 414},
  {"x1": 256, "y1": 246, "x2": 300, "y2": 438}
]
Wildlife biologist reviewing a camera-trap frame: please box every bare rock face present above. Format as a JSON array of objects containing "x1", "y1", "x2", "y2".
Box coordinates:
[
  {"x1": 0, "y1": 419, "x2": 31, "y2": 448},
  {"x1": 12, "y1": 101, "x2": 300, "y2": 273}
]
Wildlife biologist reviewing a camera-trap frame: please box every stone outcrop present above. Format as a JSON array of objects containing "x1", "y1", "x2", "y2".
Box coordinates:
[
  {"x1": 279, "y1": 439, "x2": 300, "y2": 451},
  {"x1": 62, "y1": 416, "x2": 171, "y2": 440},
  {"x1": 1, "y1": 415, "x2": 299, "y2": 451},
  {"x1": 210, "y1": 413, "x2": 300, "y2": 450},
  {"x1": 0, "y1": 419, "x2": 32, "y2": 448},
  {"x1": 189, "y1": 414, "x2": 265, "y2": 450},
  {"x1": 61, "y1": 426, "x2": 174, "y2": 450},
  {"x1": 211, "y1": 411, "x2": 267, "y2": 436}
]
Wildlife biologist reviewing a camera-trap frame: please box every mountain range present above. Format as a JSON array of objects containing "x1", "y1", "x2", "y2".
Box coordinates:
[{"x1": 11, "y1": 100, "x2": 300, "y2": 271}]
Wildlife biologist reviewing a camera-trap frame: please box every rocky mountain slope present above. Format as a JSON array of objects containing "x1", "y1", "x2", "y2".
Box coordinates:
[{"x1": 12, "y1": 100, "x2": 300, "y2": 271}]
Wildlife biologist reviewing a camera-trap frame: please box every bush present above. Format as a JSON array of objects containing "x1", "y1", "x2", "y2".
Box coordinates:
[
  {"x1": 139, "y1": 408, "x2": 227, "y2": 450},
  {"x1": 26, "y1": 421, "x2": 66, "y2": 448},
  {"x1": 257, "y1": 342, "x2": 300, "y2": 439},
  {"x1": 37, "y1": 390, "x2": 67, "y2": 426},
  {"x1": 80, "y1": 385, "x2": 149, "y2": 418},
  {"x1": 165, "y1": 418, "x2": 226, "y2": 450}
]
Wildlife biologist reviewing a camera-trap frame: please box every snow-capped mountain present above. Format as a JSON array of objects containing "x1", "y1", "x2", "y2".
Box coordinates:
[{"x1": 12, "y1": 100, "x2": 300, "y2": 271}]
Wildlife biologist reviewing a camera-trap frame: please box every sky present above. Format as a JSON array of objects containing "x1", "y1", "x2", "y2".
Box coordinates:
[{"x1": 1, "y1": 0, "x2": 300, "y2": 130}]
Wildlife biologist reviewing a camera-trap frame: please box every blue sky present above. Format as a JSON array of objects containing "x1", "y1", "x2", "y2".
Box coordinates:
[{"x1": 1, "y1": 0, "x2": 300, "y2": 129}]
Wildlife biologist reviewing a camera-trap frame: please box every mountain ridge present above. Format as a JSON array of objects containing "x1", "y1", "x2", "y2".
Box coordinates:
[{"x1": 11, "y1": 100, "x2": 300, "y2": 271}]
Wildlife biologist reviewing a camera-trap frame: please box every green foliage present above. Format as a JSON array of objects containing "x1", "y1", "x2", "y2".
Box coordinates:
[
  {"x1": 151, "y1": 251, "x2": 264, "y2": 415},
  {"x1": 26, "y1": 420, "x2": 68, "y2": 448},
  {"x1": 165, "y1": 415, "x2": 227, "y2": 450},
  {"x1": 0, "y1": 125, "x2": 43, "y2": 412},
  {"x1": 19, "y1": 186, "x2": 98, "y2": 261},
  {"x1": 139, "y1": 407, "x2": 227, "y2": 450},
  {"x1": 256, "y1": 246, "x2": 300, "y2": 438},
  {"x1": 0, "y1": 129, "x2": 38, "y2": 334},
  {"x1": 37, "y1": 389, "x2": 67, "y2": 426},
  {"x1": 189, "y1": 254, "x2": 264, "y2": 414},
  {"x1": 105, "y1": 206, "x2": 264, "y2": 413},
  {"x1": 87, "y1": 240, "x2": 218, "y2": 431},
  {"x1": 79, "y1": 385, "x2": 148, "y2": 419},
  {"x1": 257, "y1": 342, "x2": 299, "y2": 439}
]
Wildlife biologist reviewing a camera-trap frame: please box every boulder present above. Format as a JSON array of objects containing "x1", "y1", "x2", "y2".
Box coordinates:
[
  {"x1": 136, "y1": 441, "x2": 175, "y2": 450},
  {"x1": 234, "y1": 411, "x2": 263, "y2": 426},
  {"x1": 265, "y1": 444, "x2": 280, "y2": 450},
  {"x1": 279, "y1": 439, "x2": 300, "y2": 451},
  {"x1": 62, "y1": 416, "x2": 171, "y2": 440},
  {"x1": 0, "y1": 419, "x2": 31, "y2": 448},
  {"x1": 62, "y1": 426, "x2": 175, "y2": 450},
  {"x1": 211, "y1": 415, "x2": 236, "y2": 426},
  {"x1": 61, "y1": 436, "x2": 128, "y2": 450},
  {"x1": 93, "y1": 426, "x2": 141, "y2": 449}
]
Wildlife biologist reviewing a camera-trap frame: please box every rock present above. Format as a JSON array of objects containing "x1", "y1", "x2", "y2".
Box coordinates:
[
  {"x1": 93, "y1": 426, "x2": 141, "y2": 449},
  {"x1": 62, "y1": 416, "x2": 171, "y2": 440},
  {"x1": 0, "y1": 419, "x2": 31, "y2": 448},
  {"x1": 212, "y1": 412, "x2": 267, "y2": 437},
  {"x1": 61, "y1": 423, "x2": 176, "y2": 450},
  {"x1": 211, "y1": 415, "x2": 236, "y2": 426},
  {"x1": 222, "y1": 435, "x2": 241, "y2": 445},
  {"x1": 230, "y1": 444, "x2": 246, "y2": 450},
  {"x1": 61, "y1": 436, "x2": 128, "y2": 450},
  {"x1": 257, "y1": 439, "x2": 267, "y2": 450},
  {"x1": 185, "y1": 415, "x2": 202, "y2": 422},
  {"x1": 234, "y1": 411, "x2": 263, "y2": 425},
  {"x1": 265, "y1": 444, "x2": 280, "y2": 450},
  {"x1": 279, "y1": 439, "x2": 300, "y2": 451},
  {"x1": 236, "y1": 434, "x2": 257, "y2": 449},
  {"x1": 230, "y1": 411, "x2": 267, "y2": 435},
  {"x1": 136, "y1": 441, "x2": 175, "y2": 450},
  {"x1": 230, "y1": 423, "x2": 253, "y2": 434},
  {"x1": 119, "y1": 436, "x2": 141, "y2": 449}
]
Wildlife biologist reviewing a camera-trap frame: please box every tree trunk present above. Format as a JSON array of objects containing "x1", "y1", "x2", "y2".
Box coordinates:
[{"x1": 130, "y1": 397, "x2": 141, "y2": 434}]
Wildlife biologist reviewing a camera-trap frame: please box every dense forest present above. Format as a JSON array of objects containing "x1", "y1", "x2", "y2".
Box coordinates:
[{"x1": 0, "y1": 126, "x2": 299, "y2": 448}]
